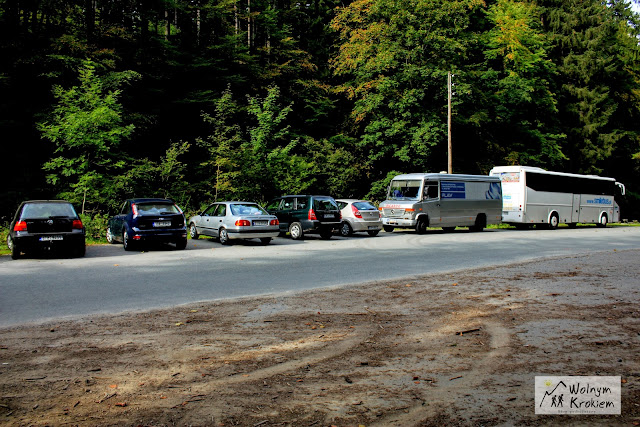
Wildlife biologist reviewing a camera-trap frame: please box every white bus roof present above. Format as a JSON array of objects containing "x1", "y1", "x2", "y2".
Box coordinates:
[
  {"x1": 392, "y1": 173, "x2": 500, "y2": 182},
  {"x1": 489, "y1": 166, "x2": 616, "y2": 182}
]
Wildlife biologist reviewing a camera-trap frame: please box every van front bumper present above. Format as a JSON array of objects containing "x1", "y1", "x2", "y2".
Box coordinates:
[{"x1": 382, "y1": 218, "x2": 416, "y2": 227}]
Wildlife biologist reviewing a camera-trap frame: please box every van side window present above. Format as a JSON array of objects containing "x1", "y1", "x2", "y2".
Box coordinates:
[{"x1": 424, "y1": 181, "x2": 439, "y2": 199}]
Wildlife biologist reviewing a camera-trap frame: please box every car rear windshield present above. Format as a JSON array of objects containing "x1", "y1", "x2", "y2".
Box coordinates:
[
  {"x1": 353, "y1": 201, "x2": 377, "y2": 211},
  {"x1": 136, "y1": 203, "x2": 181, "y2": 215},
  {"x1": 21, "y1": 203, "x2": 77, "y2": 219},
  {"x1": 313, "y1": 198, "x2": 338, "y2": 211},
  {"x1": 230, "y1": 204, "x2": 268, "y2": 216}
]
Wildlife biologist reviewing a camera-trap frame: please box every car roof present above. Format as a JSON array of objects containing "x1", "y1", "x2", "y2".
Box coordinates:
[
  {"x1": 276, "y1": 195, "x2": 334, "y2": 198},
  {"x1": 335, "y1": 199, "x2": 370, "y2": 203},
  {"x1": 129, "y1": 198, "x2": 175, "y2": 203},
  {"x1": 215, "y1": 201, "x2": 259, "y2": 204},
  {"x1": 21, "y1": 200, "x2": 73, "y2": 204}
]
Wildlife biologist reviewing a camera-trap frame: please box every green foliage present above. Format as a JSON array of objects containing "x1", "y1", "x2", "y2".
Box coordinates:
[{"x1": 79, "y1": 213, "x2": 109, "y2": 242}]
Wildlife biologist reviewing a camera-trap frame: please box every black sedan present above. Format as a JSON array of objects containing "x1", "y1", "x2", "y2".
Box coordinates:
[
  {"x1": 7, "y1": 200, "x2": 86, "y2": 259},
  {"x1": 106, "y1": 198, "x2": 187, "y2": 251}
]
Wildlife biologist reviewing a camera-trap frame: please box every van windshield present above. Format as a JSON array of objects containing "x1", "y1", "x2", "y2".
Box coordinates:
[{"x1": 388, "y1": 180, "x2": 421, "y2": 201}]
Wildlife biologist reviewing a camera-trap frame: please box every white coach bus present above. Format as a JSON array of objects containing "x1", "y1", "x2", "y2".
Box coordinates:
[
  {"x1": 379, "y1": 173, "x2": 503, "y2": 233},
  {"x1": 489, "y1": 165, "x2": 625, "y2": 229}
]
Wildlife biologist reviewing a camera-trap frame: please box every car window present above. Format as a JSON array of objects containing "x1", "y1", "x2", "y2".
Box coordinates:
[
  {"x1": 203, "y1": 204, "x2": 217, "y2": 216},
  {"x1": 21, "y1": 203, "x2": 77, "y2": 219},
  {"x1": 265, "y1": 199, "x2": 282, "y2": 211},
  {"x1": 281, "y1": 197, "x2": 295, "y2": 211},
  {"x1": 314, "y1": 198, "x2": 338, "y2": 211},
  {"x1": 295, "y1": 197, "x2": 308, "y2": 210},
  {"x1": 136, "y1": 202, "x2": 180, "y2": 215},
  {"x1": 230, "y1": 204, "x2": 267, "y2": 216},
  {"x1": 424, "y1": 181, "x2": 439, "y2": 199},
  {"x1": 121, "y1": 202, "x2": 129, "y2": 215},
  {"x1": 336, "y1": 201, "x2": 348, "y2": 210},
  {"x1": 214, "y1": 204, "x2": 227, "y2": 216},
  {"x1": 353, "y1": 201, "x2": 377, "y2": 210}
]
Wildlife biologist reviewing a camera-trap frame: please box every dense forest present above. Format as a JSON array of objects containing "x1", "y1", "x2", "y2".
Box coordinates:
[{"x1": 2, "y1": 0, "x2": 640, "y2": 223}]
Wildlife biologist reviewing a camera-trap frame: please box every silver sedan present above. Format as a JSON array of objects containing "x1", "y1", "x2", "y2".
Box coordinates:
[
  {"x1": 335, "y1": 199, "x2": 382, "y2": 237},
  {"x1": 188, "y1": 202, "x2": 280, "y2": 245}
]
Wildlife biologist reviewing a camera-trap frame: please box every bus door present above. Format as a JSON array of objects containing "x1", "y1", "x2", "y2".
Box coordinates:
[{"x1": 571, "y1": 194, "x2": 581, "y2": 223}]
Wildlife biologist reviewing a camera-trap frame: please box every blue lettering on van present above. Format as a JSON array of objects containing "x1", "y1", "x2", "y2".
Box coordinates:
[
  {"x1": 586, "y1": 198, "x2": 612, "y2": 205},
  {"x1": 441, "y1": 182, "x2": 465, "y2": 199}
]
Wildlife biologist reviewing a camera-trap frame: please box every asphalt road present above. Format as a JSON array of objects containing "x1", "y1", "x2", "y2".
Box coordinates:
[{"x1": 1, "y1": 226, "x2": 639, "y2": 327}]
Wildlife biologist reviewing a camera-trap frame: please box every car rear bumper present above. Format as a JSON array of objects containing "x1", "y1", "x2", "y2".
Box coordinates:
[
  {"x1": 382, "y1": 218, "x2": 416, "y2": 227},
  {"x1": 12, "y1": 232, "x2": 85, "y2": 251},
  {"x1": 227, "y1": 229, "x2": 280, "y2": 239},
  {"x1": 349, "y1": 219, "x2": 382, "y2": 232},
  {"x1": 130, "y1": 228, "x2": 187, "y2": 242},
  {"x1": 301, "y1": 220, "x2": 341, "y2": 232}
]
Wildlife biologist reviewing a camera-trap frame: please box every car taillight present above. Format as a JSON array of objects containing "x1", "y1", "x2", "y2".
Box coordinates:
[
  {"x1": 132, "y1": 203, "x2": 139, "y2": 217},
  {"x1": 351, "y1": 205, "x2": 362, "y2": 218},
  {"x1": 72, "y1": 219, "x2": 83, "y2": 229},
  {"x1": 270, "y1": 219, "x2": 279, "y2": 226},
  {"x1": 308, "y1": 209, "x2": 317, "y2": 220},
  {"x1": 235, "y1": 219, "x2": 251, "y2": 226},
  {"x1": 14, "y1": 221, "x2": 27, "y2": 232}
]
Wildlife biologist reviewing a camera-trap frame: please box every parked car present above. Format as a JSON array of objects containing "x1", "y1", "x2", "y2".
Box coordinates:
[
  {"x1": 106, "y1": 198, "x2": 187, "y2": 251},
  {"x1": 265, "y1": 195, "x2": 341, "y2": 240},
  {"x1": 335, "y1": 199, "x2": 382, "y2": 237},
  {"x1": 7, "y1": 200, "x2": 86, "y2": 259},
  {"x1": 188, "y1": 201, "x2": 280, "y2": 245}
]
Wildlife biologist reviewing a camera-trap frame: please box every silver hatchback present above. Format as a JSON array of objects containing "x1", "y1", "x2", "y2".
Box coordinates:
[
  {"x1": 335, "y1": 199, "x2": 382, "y2": 237},
  {"x1": 188, "y1": 201, "x2": 280, "y2": 245}
]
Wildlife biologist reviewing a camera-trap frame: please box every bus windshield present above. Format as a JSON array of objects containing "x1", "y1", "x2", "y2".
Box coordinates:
[{"x1": 388, "y1": 180, "x2": 422, "y2": 201}]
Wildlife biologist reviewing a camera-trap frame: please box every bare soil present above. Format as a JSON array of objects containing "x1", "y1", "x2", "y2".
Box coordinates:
[{"x1": 1, "y1": 250, "x2": 639, "y2": 426}]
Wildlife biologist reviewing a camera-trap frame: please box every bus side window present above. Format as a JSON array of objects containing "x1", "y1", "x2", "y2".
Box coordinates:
[{"x1": 424, "y1": 181, "x2": 438, "y2": 199}]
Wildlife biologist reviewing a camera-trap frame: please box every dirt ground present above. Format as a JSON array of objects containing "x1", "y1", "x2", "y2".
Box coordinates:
[{"x1": 0, "y1": 249, "x2": 639, "y2": 426}]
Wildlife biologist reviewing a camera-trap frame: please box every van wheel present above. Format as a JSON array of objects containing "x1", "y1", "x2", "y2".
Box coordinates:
[
  {"x1": 383, "y1": 225, "x2": 394, "y2": 233},
  {"x1": 548, "y1": 213, "x2": 559, "y2": 230},
  {"x1": 470, "y1": 214, "x2": 486, "y2": 232},
  {"x1": 289, "y1": 222, "x2": 304, "y2": 240},
  {"x1": 597, "y1": 214, "x2": 608, "y2": 228},
  {"x1": 340, "y1": 222, "x2": 353, "y2": 237},
  {"x1": 416, "y1": 218, "x2": 428, "y2": 234}
]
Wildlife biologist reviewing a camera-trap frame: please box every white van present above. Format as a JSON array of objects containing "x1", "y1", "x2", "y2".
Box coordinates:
[{"x1": 379, "y1": 173, "x2": 503, "y2": 233}]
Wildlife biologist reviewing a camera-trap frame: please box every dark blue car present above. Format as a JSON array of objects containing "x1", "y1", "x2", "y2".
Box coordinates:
[{"x1": 106, "y1": 198, "x2": 187, "y2": 251}]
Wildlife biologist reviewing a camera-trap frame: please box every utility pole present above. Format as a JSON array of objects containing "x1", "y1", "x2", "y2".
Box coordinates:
[{"x1": 447, "y1": 72, "x2": 453, "y2": 174}]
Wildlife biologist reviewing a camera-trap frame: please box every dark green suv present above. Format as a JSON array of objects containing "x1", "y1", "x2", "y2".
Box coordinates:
[{"x1": 265, "y1": 195, "x2": 341, "y2": 240}]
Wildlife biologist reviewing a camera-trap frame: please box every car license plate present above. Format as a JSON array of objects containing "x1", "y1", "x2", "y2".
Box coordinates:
[
  {"x1": 325, "y1": 214, "x2": 335, "y2": 219},
  {"x1": 253, "y1": 220, "x2": 268, "y2": 226},
  {"x1": 153, "y1": 221, "x2": 172, "y2": 227},
  {"x1": 39, "y1": 236, "x2": 63, "y2": 241},
  {"x1": 368, "y1": 226, "x2": 378, "y2": 230}
]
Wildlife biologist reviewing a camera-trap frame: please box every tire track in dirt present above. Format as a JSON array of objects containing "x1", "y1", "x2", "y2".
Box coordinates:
[{"x1": 371, "y1": 320, "x2": 511, "y2": 426}]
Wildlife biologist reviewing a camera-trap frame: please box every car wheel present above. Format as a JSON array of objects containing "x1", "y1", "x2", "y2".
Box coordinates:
[
  {"x1": 74, "y1": 244, "x2": 86, "y2": 258},
  {"x1": 340, "y1": 222, "x2": 353, "y2": 237},
  {"x1": 175, "y1": 238, "x2": 187, "y2": 250},
  {"x1": 367, "y1": 230, "x2": 380, "y2": 237},
  {"x1": 383, "y1": 225, "x2": 394, "y2": 233},
  {"x1": 219, "y1": 228, "x2": 230, "y2": 245},
  {"x1": 416, "y1": 218, "x2": 428, "y2": 234},
  {"x1": 597, "y1": 214, "x2": 608, "y2": 228},
  {"x1": 289, "y1": 222, "x2": 303, "y2": 240},
  {"x1": 106, "y1": 227, "x2": 117, "y2": 244},
  {"x1": 123, "y1": 229, "x2": 135, "y2": 251},
  {"x1": 548, "y1": 213, "x2": 559, "y2": 230},
  {"x1": 319, "y1": 227, "x2": 333, "y2": 240},
  {"x1": 260, "y1": 237, "x2": 272, "y2": 245},
  {"x1": 7, "y1": 235, "x2": 20, "y2": 260},
  {"x1": 189, "y1": 223, "x2": 199, "y2": 239}
]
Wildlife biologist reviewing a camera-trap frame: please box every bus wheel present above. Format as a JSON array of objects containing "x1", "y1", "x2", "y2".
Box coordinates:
[
  {"x1": 597, "y1": 214, "x2": 608, "y2": 228},
  {"x1": 548, "y1": 213, "x2": 559, "y2": 230},
  {"x1": 416, "y1": 218, "x2": 428, "y2": 234}
]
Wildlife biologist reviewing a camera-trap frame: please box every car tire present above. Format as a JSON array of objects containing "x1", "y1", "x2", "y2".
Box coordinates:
[
  {"x1": 383, "y1": 225, "x2": 394, "y2": 233},
  {"x1": 219, "y1": 228, "x2": 230, "y2": 245},
  {"x1": 367, "y1": 230, "x2": 380, "y2": 237},
  {"x1": 189, "y1": 223, "x2": 199, "y2": 239},
  {"x1": 74, "y1": 244, "x2": 86, "y2": 258},
  {"x1": 123, "y1": 229, "x2": 135, "y2": 251},
  {"x1": 340, "y1": 222, "x2": 353, "y2": 237},
  {"x1": 416, "y1": 218, "x2": 428, "y2": 234},
  {"x1": 7, "y1": 235, "x2": 20, "y2": 260},
  {"x1": 319, "y1": 227, "x2": 333, "y2": 240},
  {"x1": 176, "y1": 238, "x2": 187, "y2": 250},
  {"x1": 106, "y1": 227, "x2": 117, "y2": 244},
  {"x1": 260, "y1": 237, "x2": 272, "y2": 245},
  {"x1": 289, "y1": 222, "x2": 303, "y2": 240}
]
